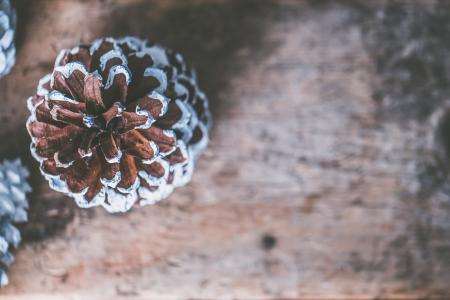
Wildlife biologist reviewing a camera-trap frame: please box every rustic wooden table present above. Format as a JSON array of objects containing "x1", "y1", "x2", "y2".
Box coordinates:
[{"x1": 1, "y1": 0, "x2": 449, "y2": 299}]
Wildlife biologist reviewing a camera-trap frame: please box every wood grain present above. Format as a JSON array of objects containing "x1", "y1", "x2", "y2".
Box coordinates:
[{"x1": 1, "y1": 0, "x2": 450, "y2": 299}]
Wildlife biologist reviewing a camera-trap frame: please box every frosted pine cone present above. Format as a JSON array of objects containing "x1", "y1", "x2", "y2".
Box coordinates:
[
  {"x1": 27, "y1": 37, "x2": 211, "y2": 213},
  {"x1": 0, "y1": 0, "x2": 15, "y2": 77},
  {"x1": 0, "y1": 159, "x2": 31, "y2": 287}
]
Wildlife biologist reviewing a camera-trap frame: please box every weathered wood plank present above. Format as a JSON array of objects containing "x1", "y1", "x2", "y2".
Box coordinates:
[{"x1": 0, "y1": 0, "x2": 449, "y2": 299}]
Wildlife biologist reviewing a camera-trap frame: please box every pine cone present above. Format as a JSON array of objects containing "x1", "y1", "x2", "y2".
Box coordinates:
[
  {"x1": 0, "y1": 159, "x2": 31, "y2": 287},
  {"x1": 27, "y1": 37, "x2": 211, "y2": 213},
  {"x1": 0, "y1": 0, "x2": 15, "y2": 77}
]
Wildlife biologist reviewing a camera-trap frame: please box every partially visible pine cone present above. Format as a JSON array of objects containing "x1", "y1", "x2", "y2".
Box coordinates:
[
  {"x1": 27, "y1": 37, "x2": 211, "y2": 213},
  {"x1": 0, "y1": 0, "x2": 15, "y2": 77},
  {"x1": 0, "y1": 159, "x2": 31, "y2": 287}
]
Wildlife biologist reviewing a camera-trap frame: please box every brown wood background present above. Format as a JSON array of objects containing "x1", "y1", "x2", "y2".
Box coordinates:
[{"x1": 1, "y1": 0, "x2": 450, "y2": 299}]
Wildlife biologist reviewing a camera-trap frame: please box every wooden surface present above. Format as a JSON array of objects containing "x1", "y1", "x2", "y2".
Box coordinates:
[{"x1": 1, "y1": 0, "x2": 450, "y2": 299}]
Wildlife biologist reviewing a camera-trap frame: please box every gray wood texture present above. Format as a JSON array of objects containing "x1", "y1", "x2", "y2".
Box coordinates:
[{"x1": 1, "y1": 0, "x2": 450, "y2": 299}]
